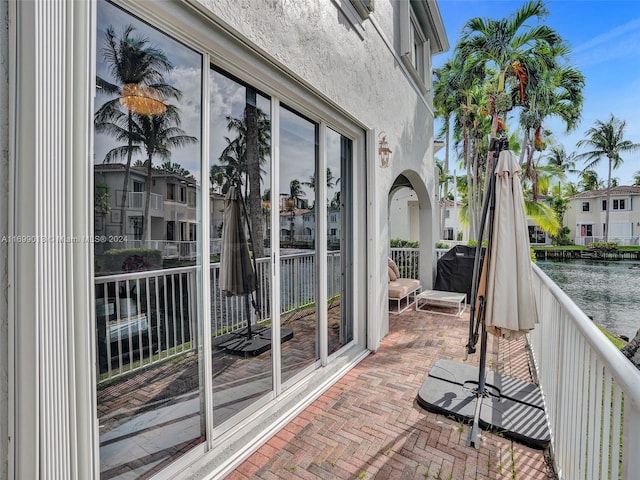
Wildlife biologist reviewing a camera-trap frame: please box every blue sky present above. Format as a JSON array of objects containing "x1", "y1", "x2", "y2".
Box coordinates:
[{"x1": 433, "y1": 0, "x2": 640, "y2": 186}]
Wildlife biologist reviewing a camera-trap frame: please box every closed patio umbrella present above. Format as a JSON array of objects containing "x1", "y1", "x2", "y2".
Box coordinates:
[
  {"x1": 483, "y1": 148, "x2": 538, "y2": 339},
  {"x1": 418, "y1": 138, "x2": 549, "y2": 451},
  {"x1": 220, "y1": 185, "x2": 256, "y2": 338}
]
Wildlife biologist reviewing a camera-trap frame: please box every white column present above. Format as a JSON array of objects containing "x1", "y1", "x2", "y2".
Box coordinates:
[{"x1": 9, "y1": 1, "x2": 96, "y2": 478}]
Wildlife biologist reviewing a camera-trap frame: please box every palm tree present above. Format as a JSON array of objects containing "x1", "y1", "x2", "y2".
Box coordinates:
[
  {"x1": 518, "y1": 47, "x2": 584, "y2": 198},
  {"x1": 302, "y1": 168, "x2": 337, "y2": 207},
  {"x1": 577, "y1": 114, "x2": 640, "y2": 241},
  {"x1": 449, "y1": 1, "x2": 560, "y2": 239},
  {"x1": 633, "y1": 171, "x2": 640, "y2": 187},
  {"x1": 434, "y1": 59, "x2": 464, "y2": 239},
  {"x1": 578, "y1": 170, "x2": 604, "y2": 192},
  {"x1": 546, "y1": 145, "x2": 578, "y2": 177},
  {"x1": 457, "y1": 0, "x2": 560, "y2": 142},
  {"x1": 288, "y1": 179, "x2": 306, "y2": 242},
  {"x1": 218, "y1": 104, "x2": 271, "y2": 257},
  {"x1": 96, "y1": 25, "x2": 180, "y2": 235},
  {"x1": 159, "y1": 161, "x2": 193, "y2": 178},
  {"x1": 132, "y1": 105, "x2": 198, "y2": 242}
]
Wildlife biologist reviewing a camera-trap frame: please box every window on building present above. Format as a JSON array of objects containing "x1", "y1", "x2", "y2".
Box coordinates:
[
  {"x1": 445, "y1": 209, "x2": 450, "y2": 219},
  {"x1": 528, "y1": 225, "x2": 546, "y2": 244},
  {"x1": 613, "y1": 199, "x2": 626, "y2": 210},
  {"x1": 127, "y1": 215, "x2": 144, "y2": 239},
  {"x1": 166, "y1": 183, "x2": 175, "y2": 200},
  {"x1": 399, "y1": 1, "x2": 429, "y2": 94},
  {"x1": 166, "y1": 220, "x2": 175, "y2": 241},
  {"x1": 350, "y1": 0, "x2": 374, "y2": 18},
  {"x1": 582, "y1": 202, "x2": 590, "y2": 212},
  {"x1": 444, "y1": 227, "x2": 454, "y2": 240},
  {"x1": 602, "y1": 199, "x2": 607, "y2": 211},
  {"x1": 410, "y1": 15, "x2": 427, "y2": 80}
]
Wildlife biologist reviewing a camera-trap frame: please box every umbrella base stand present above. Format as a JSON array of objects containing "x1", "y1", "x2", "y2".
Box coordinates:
[
  {"x1": 416, "y1": 359, "x2": 550, "y2": 450},
  {"x1": 214, "y1": 326, "x2": 294, "y2": 357}
]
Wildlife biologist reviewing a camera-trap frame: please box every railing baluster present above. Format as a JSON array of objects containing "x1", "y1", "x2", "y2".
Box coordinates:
[{"x1": 600, "y1": 373, "x2": 613, "y2": 479}]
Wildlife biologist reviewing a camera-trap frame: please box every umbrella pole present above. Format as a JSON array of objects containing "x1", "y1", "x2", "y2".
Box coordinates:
[
  {"x1": 235, "y1": 179, "x2": 261, "y2": 316},
  {"x1": 467, "y1": 137, "x2": 505, "y2": 448},
  {"x1": 244, "y1": 293, "x2": 253, "y2": 339}
]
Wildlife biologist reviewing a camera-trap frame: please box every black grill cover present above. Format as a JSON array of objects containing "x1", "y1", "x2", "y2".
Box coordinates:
[{"x1": 434, "y1": 245, "x2": 484, "y2": 301}]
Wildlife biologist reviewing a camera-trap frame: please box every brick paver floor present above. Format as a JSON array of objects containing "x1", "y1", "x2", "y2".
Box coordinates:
[{"x1": 228, "y1": 308, "x2": 555, "y2": 480}]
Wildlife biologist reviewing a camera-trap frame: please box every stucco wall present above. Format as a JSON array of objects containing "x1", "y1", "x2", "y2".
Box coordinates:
[
  {"x1": 194, "y1": 0, "x2": 439, "y2": 345},
  {"x1": 0, "y1": 0, "x2": 9, "y2": 477}
]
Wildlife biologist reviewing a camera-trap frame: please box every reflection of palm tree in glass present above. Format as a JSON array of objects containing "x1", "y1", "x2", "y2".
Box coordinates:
[
  {"x1": 132, "y1": 105, "x2": 198, "y2": 242},
  {"x1": 213, "y1": 104, "x2": 270, "y2": 257},
  {"x1": 95, "y1": 25, "x2": 180, "y2": 236},
  {"x1": 159, "y1": 161, "x2": 193, "y2": 178},
  {"x1": 303, "y1": 168, "x2": 336, "y2": 192},
  {"x1": 288, "y1": 179, "x2": 306, "y2": 243}
]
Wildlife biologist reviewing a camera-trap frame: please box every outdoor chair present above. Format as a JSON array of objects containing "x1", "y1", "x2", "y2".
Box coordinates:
[{"x1": 387, "y1": 257, "x2": 421, "y2": 314}]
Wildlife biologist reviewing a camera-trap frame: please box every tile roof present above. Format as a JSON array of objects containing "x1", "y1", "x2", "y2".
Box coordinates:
[{"x1": 570, "y1": 186, "x2": 640, "y2": 199}]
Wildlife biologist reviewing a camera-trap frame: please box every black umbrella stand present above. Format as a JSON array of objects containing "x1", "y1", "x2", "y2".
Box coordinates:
[
  {"x1": 216, "y1": 180, "x2": 293, "y2": 358},
  {"x1": 416, "y1": 137, "x2": 550, "y2": 450}
]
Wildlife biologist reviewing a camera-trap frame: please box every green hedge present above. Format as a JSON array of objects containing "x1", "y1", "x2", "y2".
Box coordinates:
[{"x1": 99, "y1": 248, "x2": 162, "y2": 274}]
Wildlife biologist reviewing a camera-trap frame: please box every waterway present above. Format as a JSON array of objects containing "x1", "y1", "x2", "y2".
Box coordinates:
[{"x1": 537, "y1": 259, "x2": 640, "y2": 340}]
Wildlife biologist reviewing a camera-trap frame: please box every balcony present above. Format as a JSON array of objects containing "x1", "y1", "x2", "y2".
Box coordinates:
[
  {"x1": 127, "y1": 191, "x2": 164, "y2": 215},
  {"x1": 94, "y1": 249, "x2": 640, "y2": 478}
]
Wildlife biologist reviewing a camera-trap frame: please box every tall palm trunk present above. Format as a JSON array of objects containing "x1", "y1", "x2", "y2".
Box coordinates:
[
  {"x1": 440, "y1": 115, "x2": 450, "y2": 240},
  {"x1": 142, "y1": 155, "x2": 154, "y2": 243},
  {"x1": 245, "y1": 90, "x2": 264, "y2": 258},
  {"x1": 464, "y1": 125, "x2": 475, "y2": 240},
  {"x1": 119, "y1": 111, "x2": 134, "y2": 237},
  {"x1": 604, "y1": 157, "x2": 612, "y2": 242}
]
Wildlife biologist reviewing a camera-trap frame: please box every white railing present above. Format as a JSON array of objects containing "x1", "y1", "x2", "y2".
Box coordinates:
[
  {"x1": 530, "y1": 264, "x2": 640, "y2": 479},
  {"x1": 95, "y1": 250, "x2": 342, "y2": 383},
  {"x1": 115, "y1": 239, "x2": 199, "y2": 260},
  {"x1": 418, "y1": 248, "x2": 640, "y2": 478},
  {"x1": 390, "y1": 247, "x2": 420, "y2": 278},
  {"x1": 95, "y1": 266, "x2": 196, "y2": 383},
  {"x1": 575, "y1": 236, "x2": 640, "y2": 246},
  {"x1": 128, "y1": 191, "x2": 164, "y2": 212}
]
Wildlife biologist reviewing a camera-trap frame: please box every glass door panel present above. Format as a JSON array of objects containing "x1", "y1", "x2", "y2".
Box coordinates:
[
  {"x1": 94, "y1": 1, "x2": 204, "y2": 476},
  {"x1": 279, "y1": 106, "x2": 319, "y2": 383},
  {"x1": 208, "y1": 67, "x2": 273, "y2": 425},
  {"x1": 326, "y1": 129, "x2": 353, "y2": 354}
]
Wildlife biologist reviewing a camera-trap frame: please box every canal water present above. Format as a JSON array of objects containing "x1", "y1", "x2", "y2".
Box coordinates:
[{"x1": 537, "y1": 259, "x2": 640, "y2": 340}]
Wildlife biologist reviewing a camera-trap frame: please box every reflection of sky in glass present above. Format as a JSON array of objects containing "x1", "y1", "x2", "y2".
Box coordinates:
[
  {"x1": 209, "y1": 68, "x2": 271, "y2": 196},
  {"x1": 326, "y1": 129, "x2": 342, "y2": 204},
  {"x1": 95, "y1": 0, "x2": 202, "y2": 179},
  {"x1": 280, "y1": 107, "x2": 316, "y2": 204}
]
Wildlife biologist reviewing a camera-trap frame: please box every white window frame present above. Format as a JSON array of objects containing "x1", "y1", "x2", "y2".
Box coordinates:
[
  {"x1": 399, "y1": 1, "x2": 429, "y2": 95},
  {"x1": 613, "y1": 198, "x2": 626, "y2": 210},
  {"x1": 582, "y1": 201, "x2": 590, "y2": 212},
  {"x1": 94, "y1": 0, "x2": 369, "y2": 475},
  {"x1": 9, "y1": 0, "x2": 370, "y2": 476}
]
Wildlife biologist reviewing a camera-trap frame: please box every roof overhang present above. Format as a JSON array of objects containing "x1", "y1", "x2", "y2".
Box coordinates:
[{"x1": 412, "y1": 0, "x2": 450, "y2": 55}]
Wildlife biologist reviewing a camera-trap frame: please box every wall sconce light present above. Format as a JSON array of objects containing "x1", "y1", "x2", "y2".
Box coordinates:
[{"x1": 378, "y1": 132, "x2": 392, "y2": 168}]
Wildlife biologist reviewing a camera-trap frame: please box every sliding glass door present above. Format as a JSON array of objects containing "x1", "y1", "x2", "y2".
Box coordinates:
[{"x1": 92, "y1": 2, "x2": 360, "y2": 476}]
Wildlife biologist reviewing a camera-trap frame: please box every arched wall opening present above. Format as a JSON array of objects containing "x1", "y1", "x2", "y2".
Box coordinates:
[{"x1": 387, "y1": 171, "x2": 436, "y2": 291}]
